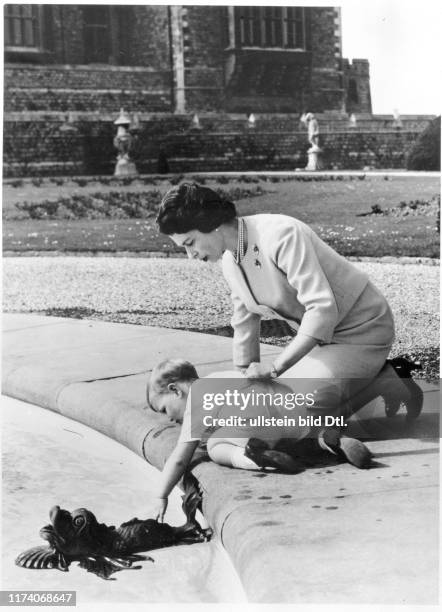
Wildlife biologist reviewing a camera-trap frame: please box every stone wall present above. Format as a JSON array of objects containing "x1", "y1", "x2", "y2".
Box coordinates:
[
  {"x1": 127, "y1": 5, "x2": 171, "y2": 68},
  {"x1": 5, "y1": 5, "x2": 171, "y2": 68},
  {"x1": 5, "y1": 88, "x2": 170, "y2": 113},
  {"x1": 308, "y1": 7, "x2": 344, "y2": 112},
  {"x1": 342, "y1": 59, "x2": 372, "y2": 114},
  {"x1": 3, "y1": 113, "x2": 430, "y2": 176},
  {"x1": 4, "y1": 65, "x2": 172, "y2": 112},
  {"x1": 4, "y1": 65, "x2": 170, "y2": 90},
  {"x1": 182, "y1": 6, "x2": 226, "y2": 111},
  {"x1": 3, "y1": 6, "x2": 361, "y2": 115},
  {"x1": 310, "y1": 7, "x2": 338, "y2": 70},
  {"x1": 51, "y1": 5, "x2": 84, "y2": 64}
]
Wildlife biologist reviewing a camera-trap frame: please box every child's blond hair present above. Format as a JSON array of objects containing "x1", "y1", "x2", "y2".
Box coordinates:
[{"x1": 146, "y1": 358, "x2": 198, "y2": 410}]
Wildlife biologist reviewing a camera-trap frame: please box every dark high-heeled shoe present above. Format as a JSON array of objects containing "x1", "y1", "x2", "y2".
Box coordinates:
[
  {"x1": 319, "y1": 428, "x2": 372, "y2": 469},
  {"x1": 245, "y1": 438, "x2": 302, "y2": 473},
  {"x1": 384, "y1": 358, "x2": 424, "y2": 420}
]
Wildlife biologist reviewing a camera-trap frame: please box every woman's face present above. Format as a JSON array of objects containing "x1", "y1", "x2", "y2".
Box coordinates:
[{"x1": 170, "y1": 229, "x2": 224, "y2": 263}]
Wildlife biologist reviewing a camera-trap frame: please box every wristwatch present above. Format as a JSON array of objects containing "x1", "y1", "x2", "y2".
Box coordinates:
[{"x1": 269, "y1": 364, "x2": 279, "y2": 379}]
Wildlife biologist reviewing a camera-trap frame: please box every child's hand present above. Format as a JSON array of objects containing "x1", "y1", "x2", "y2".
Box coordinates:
[{"x1": 154, "y1": 497, "x2": 168, "y2": 522}]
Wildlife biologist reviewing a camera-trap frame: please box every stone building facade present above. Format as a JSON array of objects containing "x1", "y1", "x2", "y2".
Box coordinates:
[
  {"x1": 4, "y1": 4, "x2": 370, "y2": 114},
  {"x1": 4, "y1": 5, "x2": 434, "y2": 175}
]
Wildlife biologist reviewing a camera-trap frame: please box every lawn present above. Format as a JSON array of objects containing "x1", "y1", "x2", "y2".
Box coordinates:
[
  {"x1": 3, "y1": 174, "x2": 439, "y2": 378},
  {"x1": 3, "y1": 175, "x2": 440, "y2": 257}
]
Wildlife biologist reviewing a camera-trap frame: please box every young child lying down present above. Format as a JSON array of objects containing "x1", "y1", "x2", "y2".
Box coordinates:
[{"x1": 147, "y1": 358, "x2": 371, "y2": 521}]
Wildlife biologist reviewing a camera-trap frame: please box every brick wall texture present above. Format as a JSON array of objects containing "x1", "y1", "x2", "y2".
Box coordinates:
[
  {"x1": 3, "y1": 115, "x2": 431, "y2": 176},
  {"x1": 5, "y1": 5, "x2": 352, "y2": 114},
  {"x1": 4, "y1": 66, "x2": 172, "y2": 112}
]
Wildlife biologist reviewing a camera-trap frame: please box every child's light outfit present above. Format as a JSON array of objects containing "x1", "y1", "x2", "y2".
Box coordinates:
[{"x1": 177, "y1": 371, "x2": 311, "y2": 455}]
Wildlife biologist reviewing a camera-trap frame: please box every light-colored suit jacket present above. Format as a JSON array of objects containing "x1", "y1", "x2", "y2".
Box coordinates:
[{"x1": 222, "y1": 214, "x2": 369, "y2": 367}]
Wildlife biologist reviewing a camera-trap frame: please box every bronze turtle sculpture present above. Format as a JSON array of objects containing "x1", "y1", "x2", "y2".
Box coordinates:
[{"x1": 16, "y1": 488, "x2": 212, "y2": 580}]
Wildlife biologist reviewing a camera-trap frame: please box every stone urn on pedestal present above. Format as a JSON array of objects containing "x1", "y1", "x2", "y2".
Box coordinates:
[{"x1": 113, "y1": 109, "x2": 138, "y2": 177}]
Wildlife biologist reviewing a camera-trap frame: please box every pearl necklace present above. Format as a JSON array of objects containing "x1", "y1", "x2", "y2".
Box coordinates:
[{"x1": 235, "y1": 217, "x2": 245, "y2": 264}]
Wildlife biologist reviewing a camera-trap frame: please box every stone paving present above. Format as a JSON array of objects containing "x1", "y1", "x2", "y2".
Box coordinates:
[
  {"x1": 2, "y1": 314, "x2": 439, "y2": 604},
  {"x1": 2, "y1": 396, "x2": 246, "y2": 604}
]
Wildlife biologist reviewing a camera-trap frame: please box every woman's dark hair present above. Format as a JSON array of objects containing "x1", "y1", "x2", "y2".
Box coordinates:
[{"x1": 156, "y1": 182, "x2": 237, "y2": 234}]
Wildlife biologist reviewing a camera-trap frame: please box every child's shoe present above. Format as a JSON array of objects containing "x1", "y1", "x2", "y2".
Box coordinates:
[
  {"x1": 245, "y1": 438, "x2": 302, "y2": 473},
  {"x1": 318, "y1": 428, "x2": 372, "y2": 469}
]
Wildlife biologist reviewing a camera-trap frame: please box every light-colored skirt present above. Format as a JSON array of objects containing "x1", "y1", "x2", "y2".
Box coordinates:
[
  {"x1": 207, "y1": 281, "x2": 395, "y2": 451},
  {"x1": 280, "y1": 280, "x2": 395, "y2": 409}
]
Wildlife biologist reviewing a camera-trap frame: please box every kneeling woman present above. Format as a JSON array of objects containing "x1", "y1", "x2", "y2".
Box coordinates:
[{"x1": 156, "y1": 182, "x2": 416, "y2": 419}]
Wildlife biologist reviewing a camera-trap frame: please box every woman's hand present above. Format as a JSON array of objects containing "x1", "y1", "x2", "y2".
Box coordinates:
[
  {"x1": 245, "y1": 335, "x2": 318, "y2": 381},
  {"x1": 154, "y1": 497, "x2": 168, "y2": 522},
  {"x1": 244, "y1": 362, "x2": 273, "y2": 380}
]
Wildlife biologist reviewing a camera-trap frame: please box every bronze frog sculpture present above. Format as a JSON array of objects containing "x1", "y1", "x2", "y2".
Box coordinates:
[{"x1": 16, "y1": 488, "x2": 211, "y2": 580}]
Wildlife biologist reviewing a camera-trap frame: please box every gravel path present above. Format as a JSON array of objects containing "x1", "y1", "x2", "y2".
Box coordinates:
[
  {"x1": 3, "y1": 257, "x2": 439, "y2": 372},
  {"x1": 3, "y1": 257, "x2": 232, "y2": 329}
]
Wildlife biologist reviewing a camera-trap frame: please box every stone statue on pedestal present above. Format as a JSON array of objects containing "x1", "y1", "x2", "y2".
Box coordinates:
[
  {"x1": 303, "y1": 112, "x2": 323, "y2": 171},
  {"x1": 113, "y1": 109, "x2": 138, "y2": 177}
]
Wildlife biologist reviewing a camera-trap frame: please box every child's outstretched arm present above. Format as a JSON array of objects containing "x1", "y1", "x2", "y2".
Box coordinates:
[{"x1": 153, "y1": 440, "x2": 199, "y2": 521}]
